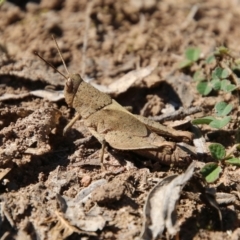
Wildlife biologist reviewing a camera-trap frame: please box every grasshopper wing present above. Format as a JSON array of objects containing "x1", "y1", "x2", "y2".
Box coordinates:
[
  {"x1": 85, "y1": 101, "x2": 174, "y2": 150},
  {"x1": 81, "y1": 99, "x2": 191, "y2": 163},
  {"x1": 105, "y1": 130, "x2": 174, "y2": 150}
]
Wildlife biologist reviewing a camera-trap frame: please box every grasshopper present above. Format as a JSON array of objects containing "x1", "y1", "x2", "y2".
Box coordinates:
[{"x1": 35, "y1": 37, "x2": 194, "y2": 167}]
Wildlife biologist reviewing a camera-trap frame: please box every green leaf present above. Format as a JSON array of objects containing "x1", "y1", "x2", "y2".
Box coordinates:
[
  {"x1": 209, "y1": 143, "x2": 226, "y2": 160},
  {"x1": 220, "y1": 69, "x2": 229, "y2": 78},
  {"x1": 193, "y1": 70, "x2": 205, "y2": 82},
  {"x1": 178, "y1": 59, "x2": 193, "y2": 69},
  {"x1": 220, "y1": 79, "x2": 237, "y2": 92},
  {"x1": 220, "y1": 79, "x2": 231, "y2": 90},
  {"x1": 205, "y1": 55, "x2": 215, "y2": 64},
  {"x1": 225, "y1": 84, "x2": 237, "y2": 92},
  {"x1": 209, "y1": 116, "x2": 231, "y2": 129},
  {"x1": 210, "y1": 78, "x2": 221, "y2": 90},
  {"x1": 197, "y1": 82, "x2": 212, "y2": 95},
  {"x1": 211, "y1": 67, "x2": 221, "y2": 78},
  {"x1": 215, "y1": 101, "x2": 233, "y2": 116},
  {"x1": 185, "y1": 47, "x2": 201, "y2": 62},
  {"x1": 200, "y1": 163, "x2": 222, "y2": 183},
  {"x1": 212, "y1": 67, "x2": 229, "y2": 79},
  {"x1": 225, "y1": 158, "x2": 240, "y2": 166},
  {"x1": 192, "y1": 116, "x2": 215, "y2": 125}
]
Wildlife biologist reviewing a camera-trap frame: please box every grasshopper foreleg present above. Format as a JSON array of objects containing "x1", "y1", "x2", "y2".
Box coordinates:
[{"x1": 63, "y1": 113, "x2": 81, "y2": 136}]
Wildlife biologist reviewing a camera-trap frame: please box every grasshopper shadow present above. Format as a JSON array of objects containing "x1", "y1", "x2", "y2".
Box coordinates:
[{"x1": 116, "y1": 81, "x2": 183, "y2": 115}]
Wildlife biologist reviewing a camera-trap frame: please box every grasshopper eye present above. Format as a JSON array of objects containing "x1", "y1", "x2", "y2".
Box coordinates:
[{"x1": 66, "y1": 78, "x2": 73, "y2": 93}]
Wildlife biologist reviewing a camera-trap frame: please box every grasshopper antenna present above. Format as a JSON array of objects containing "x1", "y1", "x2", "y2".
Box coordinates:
[
  {"x1": 52, "y1": 35, "x2": 70, "y2": 76},
  {"x1": 34, "y1": 51, "x2": 68, "y2": 80}
]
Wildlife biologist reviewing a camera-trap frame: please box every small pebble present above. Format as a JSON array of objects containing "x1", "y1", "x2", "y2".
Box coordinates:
[{"x1": 81, "y1": 175, "x2": 92, "y2": 187}]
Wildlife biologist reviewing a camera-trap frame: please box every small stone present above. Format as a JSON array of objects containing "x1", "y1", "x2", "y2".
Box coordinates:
[{"x1": 81, "y1": 175, "x2": 92, "y2": 187}]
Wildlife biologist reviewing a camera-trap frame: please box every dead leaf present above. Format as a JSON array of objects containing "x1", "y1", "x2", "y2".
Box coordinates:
[
  {"x1": 0, "y1": 168, "x2": 12, "y2": 181},
  {"x1": 56, "y1": 179, "x2": 107, "y2": 232},
  {"x1": 140, "y1": 161, "x2": 195, "y2": 240},
  {"x1": 74, "y1": 179, "x2": 107, "y2": 204},
  {"x1": 191, "y1": 125, "x2": 208, "y2": 155},
  {"x1": 90, "y1": 64, "x2": 157, "y2": 96},
  {"x1": 0, "y1": 93, "x2": 30, "y2": 101},
  {"x1": 47, "y1": 210, "x2": 93, "y2": 240},
  {"x1": 215, "y1": 192, "x2": 236, "y2": 205},
  {"x1": 30, "y1": 90, "x2": 64, "y2": 102},
  {"x1": 0, "y1": 90, "x2": 64, "y2": 102},
  {"x1": 0, "y1": 202, "x2": 15, "y2": 228}
]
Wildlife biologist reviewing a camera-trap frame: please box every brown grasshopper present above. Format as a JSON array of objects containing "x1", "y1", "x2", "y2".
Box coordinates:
[{"x1": 35, "y1": 37, "x2": 194, "y2": 166}]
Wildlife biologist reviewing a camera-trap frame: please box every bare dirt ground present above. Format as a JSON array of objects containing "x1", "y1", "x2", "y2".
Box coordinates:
[{"x1": 1, "y1": 0, "x2": 240, "y2": 239}]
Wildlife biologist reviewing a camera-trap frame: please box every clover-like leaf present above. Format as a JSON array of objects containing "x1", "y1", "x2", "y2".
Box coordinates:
[
  {"x1": 197, "y1": 82, "x2": 212, "y2": 95},
  {"x1": 220, "y1": 80, "x2": 236, "y2": 92},
  {"x1": 185, "y1": 47, "x2": 201, "y2": 62},
  {"x1": 212, "y1": 67, "x2": 229, "y2": 79},
  {"x1": 220, "y1": 69, "x2": 229, "y2": 78},
  {"x1": 192, "y1": 116, "x2": 215, "y2": 125},
  {"x1": 200, "y1": 163, "x2": 222, "y2": 183},
  {"x1": 209, "y1": 116, "x2": 231, "y2": 129},
  {"x1": 209, "y1": 143, "x2": 226, "y2": 160},
  {"x1": 220, "y1": 79, "x2": 231, "y2": 90},
  {"x1": 225, "y1": 84, "x2": 237, "y2": 92},
  {"x1": 215, "y1": 101, "x2": 233, "y2": 117},
  {"x1": 193, "y1": 70, "x2": 205, "y2": 82},
  {"x1": 179, "y1": 47, "x2": 201, "y2": 69},
  {"x1": 178, "y1": 59, "x2": 193, "y2": 69},
  {"x1": 210, "y1": 78, "x2": 221, "y2": 90},
  {"x1": 205, "y1": 55, "x2": 215, "y2": 64},
  {"x1": 225, "y1": 158, "x2": 240, "y2": 166}
]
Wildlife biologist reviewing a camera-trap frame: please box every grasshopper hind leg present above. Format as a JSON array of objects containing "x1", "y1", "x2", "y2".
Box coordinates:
[
  {"x1": 86, "y1": 127, "x2": 109, "y2": 169},
  {"x1": 100, "y1": 140, "x2": 107, "y2": 170},
  {"x1": 134, "y1": 144, "x2": 192, "y2": 166}
]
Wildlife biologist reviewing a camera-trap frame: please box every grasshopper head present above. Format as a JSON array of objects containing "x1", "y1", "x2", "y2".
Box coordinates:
[{"x1": 64, "y1": 73, "x2": 83, "y2": 107}]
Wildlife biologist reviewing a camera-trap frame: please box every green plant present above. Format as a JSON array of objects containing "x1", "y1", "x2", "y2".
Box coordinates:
[
  {"x1": 192, "y1": 101, "x2": 232, "y2": 129},
  {"x1": 196, "y1": 66, "x2": 236, "y2": 96},
  {"x1": 178, "y1": 47, "x2": 201, "y2": 69},
  {"x1": 193, "y1": 46, "x2": 238, "y2": 96},
  {"x1": 179, "y1": 45, "x2": 240, "y2": 183},
  {"x1": 179, "y1": 46, "x2": 238, "y2": 97},
  {"x1": 201, "y1": 143, "x2": 240, "y2": 183}
]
